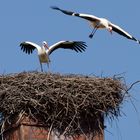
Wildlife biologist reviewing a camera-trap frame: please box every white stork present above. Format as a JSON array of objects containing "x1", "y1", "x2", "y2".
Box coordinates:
[
  {"x1": 20, "y1": 40, "x2": 87, "y2": 72},
  {"x1": 51, "y1": 6, "x2": 140, "y2": 44}
]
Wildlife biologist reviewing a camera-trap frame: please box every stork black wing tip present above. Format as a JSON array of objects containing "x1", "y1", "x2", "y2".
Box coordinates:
[
  {"x1": 74, "y1": 41, "x2": 86, "y2": 43},
  {"x1": 19, "y1": 43, "x2": 23, "y2": 47},
  {"x1": 137, "y1": 40, "x2": 140, "y2": 44},
  {"x1": 80, "y1": 41, "x2": 86, "y2": 44},
  {"x1": 20, "y1": 42, "x2": 26, "y2": 46},
  {"x1": 51, "y1": 6, "x2": 60, "y2": 10},
  {"x1": 79, "y1": 41, "x2": 87, "y2": 46},
  {"x1": 132, "y1": 37, "x2": 140, "y2": 44},
  {"x1": 51, "y1": 7, "x2": 74, "y2": 16}
]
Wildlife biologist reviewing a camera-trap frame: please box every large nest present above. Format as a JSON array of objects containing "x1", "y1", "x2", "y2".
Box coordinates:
[{"x1": 0, "y1": 72, "x2": 126, "y2": 137}]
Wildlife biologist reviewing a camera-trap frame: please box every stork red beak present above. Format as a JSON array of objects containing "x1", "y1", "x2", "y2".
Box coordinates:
[
  {"x1": 44, "y1": 44, "x2": 49, "y2": 49},
  {"x1": 108, "y1": 28, "x2": 112, "y2": 34},
  {"x1": 110, "y1": 29, "x2": 112, "y2": 34}
]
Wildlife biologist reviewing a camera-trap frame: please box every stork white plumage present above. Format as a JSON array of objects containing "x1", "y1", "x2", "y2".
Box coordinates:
[
  {"x1": 20, "y1": 40, "x2": 87, "y2": 72},
  {"x1": 51, "y1": 6, "x2": 140, "y2": 44}
]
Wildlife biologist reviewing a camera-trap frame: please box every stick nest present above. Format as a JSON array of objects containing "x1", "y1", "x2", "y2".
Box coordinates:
[{"x1": 0, "y1": 72, "x2": 126, "y2": 136}]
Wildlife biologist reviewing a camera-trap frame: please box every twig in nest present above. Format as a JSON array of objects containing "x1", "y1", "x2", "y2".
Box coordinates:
[{"x1": 0, "y1": 72, "x2": 126, "y2": 137}]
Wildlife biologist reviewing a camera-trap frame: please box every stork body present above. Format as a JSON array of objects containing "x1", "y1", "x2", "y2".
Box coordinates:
[
  {"x1": 38, "y1": 45, "x2": 48, "y2": 62},
  {"x1": 38, "y1": 48, "x2": 50, "y2": 71},
  {"x1": 51, "y1": 6, "x2": 140, "y2": 44},
  {"x1": 20, "y1": 41, "x2": 87, "y2": 72}
]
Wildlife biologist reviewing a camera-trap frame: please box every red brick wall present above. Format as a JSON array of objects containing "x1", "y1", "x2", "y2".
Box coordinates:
[{"x1": 3, "y1": 117, "x2": 104, "y2": 140}]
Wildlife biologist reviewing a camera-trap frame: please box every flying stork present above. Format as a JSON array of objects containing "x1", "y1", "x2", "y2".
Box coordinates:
[
  {"x1": 51, "y1": 6, "x2": 140, "y2": 44},
  {"x1": 20, "y1": 40, "x2": 87, "y2": 72}
]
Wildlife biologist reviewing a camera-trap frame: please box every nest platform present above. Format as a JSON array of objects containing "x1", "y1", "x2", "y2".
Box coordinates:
[{"x1": 0, "y1": 72, "x2": 126, "y2": 137}]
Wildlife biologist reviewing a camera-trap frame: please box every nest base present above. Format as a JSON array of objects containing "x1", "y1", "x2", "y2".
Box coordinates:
[{"x1": 3, "y1": 116, "x2": 104, "y2": 140}]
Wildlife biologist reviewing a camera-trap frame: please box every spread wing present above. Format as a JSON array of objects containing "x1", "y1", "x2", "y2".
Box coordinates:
[
  {"x1": 51, "y1": 6, "x2": 100, "y2": 22},
  {"x1": 20, "y1": 41, "x2": 41, "y2": 54},
  {"x1": 110, "y1": 22, "x2": 140, "y2": 44},
  {"x1": 47, "y1": 41, "x2": 87, "y2": 55}
]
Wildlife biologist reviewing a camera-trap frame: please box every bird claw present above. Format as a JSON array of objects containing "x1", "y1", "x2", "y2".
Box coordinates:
[{"x1": 89, "y1": 34, "x2": 93, "y2": 38}]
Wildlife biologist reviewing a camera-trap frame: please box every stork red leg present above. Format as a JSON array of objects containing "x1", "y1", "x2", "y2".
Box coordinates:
[
  {"x1": 39, "y1": 61, "x2": 43, "y2": 72},
  {"x1": 89, "y1": 27, "x2": 98, "y2": 38}
]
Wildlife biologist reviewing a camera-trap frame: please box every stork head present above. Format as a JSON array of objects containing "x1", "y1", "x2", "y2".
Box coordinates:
[{"x1": 42, "y1": 41, "x2": 49, "y2": 49}]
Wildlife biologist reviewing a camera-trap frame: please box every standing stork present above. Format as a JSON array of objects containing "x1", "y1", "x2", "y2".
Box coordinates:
[
  {"x1": 51, "y1": 6, "x2": 140, "y2": 44},
  {"x1": 20, "y1": 40, "x2": 87, "y2": 72}
]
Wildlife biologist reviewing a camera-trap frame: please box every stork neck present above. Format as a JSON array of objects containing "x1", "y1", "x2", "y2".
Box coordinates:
[{"x1": 45, "y1": 44, "x2": 49, "y2": 49}]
